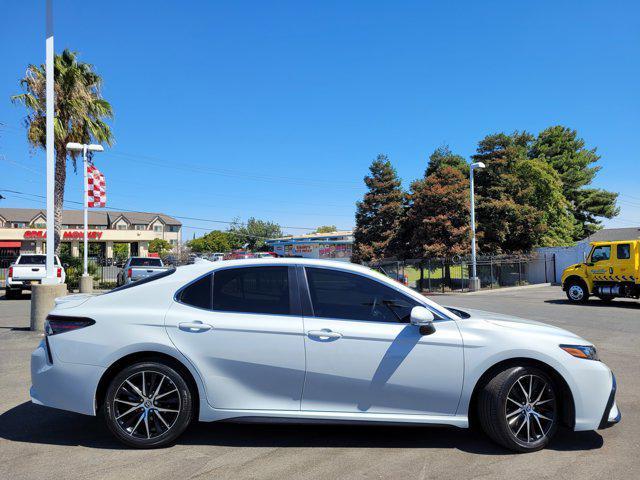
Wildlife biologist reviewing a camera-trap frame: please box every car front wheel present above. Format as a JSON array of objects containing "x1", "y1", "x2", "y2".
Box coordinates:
[
  {"x1": 478, "y1": 366, "x2": 558, "y2": 452},
  {"x1": 104, "y1": 361, "x2": 194, "y2": 448}
]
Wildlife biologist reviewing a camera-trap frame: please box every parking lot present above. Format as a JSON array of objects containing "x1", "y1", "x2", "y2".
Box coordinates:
[{"x1": 0, "y1": 286, "x2": 638, "y2": 480}]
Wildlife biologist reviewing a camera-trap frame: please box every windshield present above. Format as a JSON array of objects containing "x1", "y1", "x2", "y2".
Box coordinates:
[{"x1": 129, "y1": 258, "x2": 163, "y2": 267}]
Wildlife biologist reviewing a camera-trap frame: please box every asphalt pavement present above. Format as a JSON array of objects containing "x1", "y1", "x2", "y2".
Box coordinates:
[{"x1": 0, "y1": 286, "x2": 638, "y2": 480}]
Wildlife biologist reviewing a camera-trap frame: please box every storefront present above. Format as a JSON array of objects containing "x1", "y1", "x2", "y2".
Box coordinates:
[
  {"x1": 265, "y1": 231, "x2": 354, "y2": 262},
  {"x1": 0, "y1": 208, "x2": 182, "y2": 267}
]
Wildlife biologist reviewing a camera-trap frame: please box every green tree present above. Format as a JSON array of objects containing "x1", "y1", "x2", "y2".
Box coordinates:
[
  {"x1": 530, "y1": 126, "x2": 619, "y2": 239},
  {"x1": 404, "y1": 166, "x2": 470, "y2": 259},
  {"x1": 425, "y1": 145, "x2": 469, "y2": 177},
  {"x1": 229, "y1": 217, "x2": 283, "y2": 251},
  {"x1": 352, "y1": 154, "x2": 405, "y2": 263},
  {"x1": 113, "y1": 243, "x2": 129, "y2": 263},
  {"x1": 314, "y1": 225, "x2": 337, "y2": 233},
  {"x1": 188, "y1": 230, "x2": 237, "y2": 253},
  {"x1": 149, "y1": 238, "x2": 172, "y2": 256},
  {"x1": 472, "y1": 131, "x2": 576, "y2": 252},
  {"x1": 472, "y1": 132, "x2": 547, "y2": 253},
  {"x1": 12, "y1": 49, "x2": 114, "y2": 254}
]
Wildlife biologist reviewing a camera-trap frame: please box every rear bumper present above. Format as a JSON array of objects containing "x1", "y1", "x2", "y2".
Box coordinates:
[
  {"x1": 6, "y1": 279, "x2": 40, "y2": 290},
  {"x1": 599, "y1": 373, "x2": 621, "y2": 429},
  {"x1": 30, "y1": 340, "x2": 104, "y2": 416}
]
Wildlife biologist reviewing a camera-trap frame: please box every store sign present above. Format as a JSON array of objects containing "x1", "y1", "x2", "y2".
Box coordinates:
[{"x1": 23, "y1": 230, "x2": 104, "y2": 240}]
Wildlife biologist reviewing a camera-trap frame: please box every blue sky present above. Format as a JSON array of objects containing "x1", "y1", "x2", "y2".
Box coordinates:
[{"x1": 1, "y1": 0, "x2": 639, "y2": 240}]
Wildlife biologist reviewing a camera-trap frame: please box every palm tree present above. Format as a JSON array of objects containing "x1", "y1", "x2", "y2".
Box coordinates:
[{"x1": 12, "y1": 49, "x2": 114, "y2": 254}]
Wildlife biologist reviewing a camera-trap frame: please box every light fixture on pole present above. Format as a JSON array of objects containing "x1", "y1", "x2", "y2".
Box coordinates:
[
  {"x1": 66, "y1": 142, "x2": 104, "y2": 291},
  {"x1": 469, "y1": 161, "x2": 485, "y2": 292}
]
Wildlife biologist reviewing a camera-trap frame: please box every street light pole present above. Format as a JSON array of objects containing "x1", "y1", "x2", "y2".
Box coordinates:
[{"x1": 469, "y1": 161, "x2": 485, "y2": 291}]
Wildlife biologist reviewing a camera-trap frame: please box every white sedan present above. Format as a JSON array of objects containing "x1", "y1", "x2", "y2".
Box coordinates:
[{"x1": 30, "y1": 259, "x2": 620, "y2": 452}]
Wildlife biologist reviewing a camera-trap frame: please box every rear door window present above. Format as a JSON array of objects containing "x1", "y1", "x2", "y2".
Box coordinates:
[
  {"x1": 617, "y1": 244, "x2": 631, "y2": 260},
  {"x1": 213, "y1": 266, "x2": 290, "y2": 315}
]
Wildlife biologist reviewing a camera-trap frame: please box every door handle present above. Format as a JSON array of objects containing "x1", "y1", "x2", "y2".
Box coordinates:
[
  {"x1": 179, "y1": 321, "x2": 212, "y2": 332},
  {"x1": 308, "y1": 329, "x2": 342, "y2": 339}
]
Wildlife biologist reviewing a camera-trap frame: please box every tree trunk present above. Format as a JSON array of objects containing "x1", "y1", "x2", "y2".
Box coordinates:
[{"x1": 53, "y1": 148, "x2": 67, "y2": 255}]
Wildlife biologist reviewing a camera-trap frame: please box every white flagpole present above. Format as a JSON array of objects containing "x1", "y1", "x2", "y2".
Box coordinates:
[
  {"x1": 83, "y1": 145, "x2": 89, "y2": 276},
  {"x1": 44, "y1": 0, "x2": 55, "y2": 282}
]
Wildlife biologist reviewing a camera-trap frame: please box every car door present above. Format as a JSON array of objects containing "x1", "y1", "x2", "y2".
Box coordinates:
[
  {"x1": 300, "y1": 266, "x2": 464, "y2": 416},
  {"x1": 612, "y1": 242, "x2": 636, "y2": 282},
  {"x1": 165, "y1": 265, "x2": 306, "y2": 411},
  {"x1": 588, "y1": 244, "x2": 612, "y2": 280}
]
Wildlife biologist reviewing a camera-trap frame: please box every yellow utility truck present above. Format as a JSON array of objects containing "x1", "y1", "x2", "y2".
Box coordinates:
[{"x1": 561, "y1": 240, "x2": 640, "y2": 303}]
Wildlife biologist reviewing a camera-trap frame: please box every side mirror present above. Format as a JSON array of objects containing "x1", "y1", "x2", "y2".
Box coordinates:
[{"x1": 410, "y1": 306, "x2": 436, "y2": 335}]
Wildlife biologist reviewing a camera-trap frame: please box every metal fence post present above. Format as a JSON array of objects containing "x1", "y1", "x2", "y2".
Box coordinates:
[
  {"x1": 516, "y1": 257, "x2": 522, "y2": 286},
  {"x1": 490, "y1": 256, "x2": 494, "y2": 289}
]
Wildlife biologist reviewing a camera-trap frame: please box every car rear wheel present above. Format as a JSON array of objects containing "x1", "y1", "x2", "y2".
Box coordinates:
[
  {"x1": 478, "y1": 366, "x2": 558, "y2": 452},
  {"x1": 566, "y1": 280, "x2": 589, "y2": 303},
  {"x1": 104, "y1": 361, "x2": 194, "y2": 448}
]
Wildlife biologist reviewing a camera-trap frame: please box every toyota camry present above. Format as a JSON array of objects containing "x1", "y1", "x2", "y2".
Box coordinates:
[{"x1": 30, "y1": 258, "x2": 620, "y2": 451}]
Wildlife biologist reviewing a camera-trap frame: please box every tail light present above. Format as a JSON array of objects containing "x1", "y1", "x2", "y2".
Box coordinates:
[
  {"x1": 56, "y1": 267, "x2": 62, "y2": 278},
  {"x1": 127, "y1": 268, "x2": 132, "y2": 278},
  {"x1": 44, "y1": 315, "x2": 95, "y2": 336},
  {"x1": 8, "y1": 266, "x2": 12, "y2": 278}
]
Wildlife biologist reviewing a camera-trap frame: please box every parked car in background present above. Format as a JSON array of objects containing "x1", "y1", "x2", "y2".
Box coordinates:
[
  {"x1": 561, "y1": 239, "x2": 640, "y2": 303},
  {"x1": 116, "y1": 257, "x2": 169, "y2": 286},
  {"x1": 4, "y1": 254, "x2": 65, "y2": 299},
  {"x1": 31, "y1": 258, "x2": 619, "y2": 451},
  {"x1": 253, "y1": 252, "x2": 277, "y2": 259}
]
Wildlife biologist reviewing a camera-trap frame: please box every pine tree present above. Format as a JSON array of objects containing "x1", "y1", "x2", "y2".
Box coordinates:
[
  {"x1": 352, "y1": 155, "x2": 405, "y2": 263},
  {"x1": 424, "y1": 145, "x2": 469, "y2": 177},
  {"x1": 404, "y1": 165, "x2": 470, "y2": 258},
  {"x1": 530, "y1": 126, "x2": 619, "y2": 239}
]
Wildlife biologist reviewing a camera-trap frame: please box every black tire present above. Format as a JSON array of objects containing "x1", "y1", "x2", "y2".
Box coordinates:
[
  {"x1": 565, "y1": 280, "x2": 589, "y2": 303},
  {"x1": 478, "y1": 366, "x2": 559, "y2": 453},
  {"x1": 4, "y1": 288, "x2": 20, "y2": 300},
  {"x1": 104, "y1": 361, "x2": 194, "y2": 448}
]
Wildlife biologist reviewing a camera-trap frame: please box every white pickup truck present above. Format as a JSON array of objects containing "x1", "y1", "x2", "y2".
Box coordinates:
[
  {"x1": 116, "y1": 256, "x2": 168, "y2": 286},
  {"x1": 4, "y1": 254, "x2": 66, "y2": 299}
]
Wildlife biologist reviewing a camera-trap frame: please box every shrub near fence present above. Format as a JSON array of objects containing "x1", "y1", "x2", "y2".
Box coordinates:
[{"x1": 367, "y1": 254, "x2": 556, "y2": 293}]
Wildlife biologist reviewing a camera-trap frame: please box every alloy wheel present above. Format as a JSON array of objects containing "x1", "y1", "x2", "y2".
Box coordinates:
[
  {"x1": 113, "y1": 370, "x2": 182, "y2": 440},
  {"x1": 505, "y1": 374, "x2": 556, "y2": 445}
]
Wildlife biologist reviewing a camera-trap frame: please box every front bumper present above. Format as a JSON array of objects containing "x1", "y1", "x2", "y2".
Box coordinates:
[
  {"x1": 30, "y1": 340, "x2": 105, "y2": 416},
  {"x1": 599, "y1": 373, "x2": 621, "y2": 428}
]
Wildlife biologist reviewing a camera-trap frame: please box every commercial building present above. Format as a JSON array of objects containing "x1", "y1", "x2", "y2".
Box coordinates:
[
  {"x1": 0, "y1": 208, "x2": 181, "y2": 266},
  {"x1": 265, "y1": 230, "x2": 354, "y2": 262}
]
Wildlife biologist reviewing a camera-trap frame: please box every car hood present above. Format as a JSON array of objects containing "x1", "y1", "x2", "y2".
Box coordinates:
[{"x1": 452, "y1": 307, "x2": 588, "y2": 343}]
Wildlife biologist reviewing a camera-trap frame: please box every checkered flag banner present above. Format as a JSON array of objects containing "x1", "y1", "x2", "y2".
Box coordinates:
[{"x1": 87, "y1": 164, "x2": 107, "y2": 208}]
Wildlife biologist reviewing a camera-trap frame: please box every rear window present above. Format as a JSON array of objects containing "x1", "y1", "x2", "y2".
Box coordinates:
[
  {"x1": 212, "y1": 266, "x2": 290, "y2": 315},
  {"x1": 129, "y1": 258, "x2": 163, "y2": 267},
  {"x1": 18, "y1": 255, "x2": 47, "y2": 265}
]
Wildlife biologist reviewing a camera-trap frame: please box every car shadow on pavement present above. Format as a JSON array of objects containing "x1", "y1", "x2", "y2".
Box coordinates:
[
  {"x1": 545, "y1": 299, "x2": 640, "y2": 309},
  {"x1": 0, "y1": 402, "x2": 604, "y2": 454}
]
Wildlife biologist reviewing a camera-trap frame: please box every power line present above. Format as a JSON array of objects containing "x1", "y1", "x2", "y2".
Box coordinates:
[{"x1": 0, "y1": 189, "x2": 352, "y2": 232}]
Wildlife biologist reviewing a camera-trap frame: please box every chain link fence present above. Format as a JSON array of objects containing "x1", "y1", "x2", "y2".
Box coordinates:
[{"x1": 367, "y1": 254, "x2": 557, "y2": 293}]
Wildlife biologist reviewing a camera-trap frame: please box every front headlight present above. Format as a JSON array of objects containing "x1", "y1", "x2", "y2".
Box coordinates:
[{"x1": 560, "y1": 344, "x2": 599, "y2": 361}]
